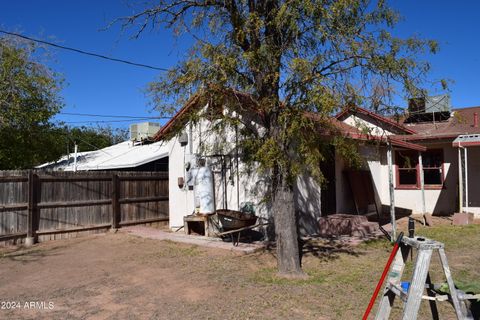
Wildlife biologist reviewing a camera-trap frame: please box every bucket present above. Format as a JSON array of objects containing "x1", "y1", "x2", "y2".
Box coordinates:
[{"x1": 401, "y1": 281, "x2": 410, "y2": 293}]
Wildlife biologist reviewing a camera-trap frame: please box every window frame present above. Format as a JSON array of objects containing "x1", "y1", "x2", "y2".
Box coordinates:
[
  {"x1": 394, "y1": 149, "x2": 445, "y2": 190},
  {"x1": 395, "y1": 150, "x2": 419, "y2": 189},
  {"x1": 422, "y1": 149, "x2": 444, "y2": 188}
]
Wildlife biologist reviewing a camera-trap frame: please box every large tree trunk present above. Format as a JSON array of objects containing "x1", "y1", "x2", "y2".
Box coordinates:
[{"x1": 272, "y1": 185, "x2": 306, "y2": 278}]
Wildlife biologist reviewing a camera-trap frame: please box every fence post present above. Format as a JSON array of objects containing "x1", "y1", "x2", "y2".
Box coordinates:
[
  {"x1": 111, "y1": 174, "x2": 120, "y2": 231},
  {"x1": 26, "y1": 170, "x2": 38, "y2": 246}
]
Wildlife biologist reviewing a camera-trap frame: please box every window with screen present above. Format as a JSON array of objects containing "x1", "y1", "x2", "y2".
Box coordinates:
[
  {"x1": 395, "y1": 149, "x2": 444, "y2": 188},
  {"x1": 422, "y1": 150, "x2": 443, "y2": 185},
  {"x1": 396, "y1": 151, "x2": 418, "y2": 186}
]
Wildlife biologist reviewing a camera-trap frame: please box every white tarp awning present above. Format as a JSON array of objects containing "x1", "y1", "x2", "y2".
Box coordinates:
[{"x1": 37, "y1": 140, "x2": 170, "y2": 171}]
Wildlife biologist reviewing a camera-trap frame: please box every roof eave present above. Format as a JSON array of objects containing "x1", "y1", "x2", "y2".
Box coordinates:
[
  {"x1": 328, "y1": 131, "x2": 426, "y2": 151},
  {"x1": 452, "y1": 141, "x2": 480, "y2": 147},
  {"x1": 335, "y1": 106, "x2": 417, "y2": 134},
  {"x1": 153, "y1": 94, "x2": 201, "y2": 141}
]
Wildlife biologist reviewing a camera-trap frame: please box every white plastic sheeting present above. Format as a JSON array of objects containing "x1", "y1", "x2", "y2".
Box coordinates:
[{"x1": 37, "y1": 140, "x2": 169, "y2": 171}]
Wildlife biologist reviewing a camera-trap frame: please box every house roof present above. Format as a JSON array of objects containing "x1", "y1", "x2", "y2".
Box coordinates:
[
  {"x1": 37, "y1": 140, "x2": 169, "y2": 171},
  {"x1": 154, "y1": 89, "x2": 426, "y2": 151},
  {"x1": 334, "y1": 104, "x2": 480, "y2": 145},
  {"x1": 304, "y1": 112, "x2": 425, "y2": 150},
  {"x1": 154, "y1": 89, "x2": 425, "y2": 151},
  {"x1": 154, "y1": 89, "x2": 260, "y2": 141},
  {"x1": 154, "y1": 92, "x2": 370, "y2": 143},
  {"x1": 153, "y1": 94, "x2": 201, "y2": 141},
  {"x1": 335, "y1": 105, "x2": 417, "y2": 134},
  {"x1": 392, "y1": 106, "x2": 480, "y2": 142}
]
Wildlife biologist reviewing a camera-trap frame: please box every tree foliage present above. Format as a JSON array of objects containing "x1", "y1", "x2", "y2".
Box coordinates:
[
  {"x1": 59, "y1": 125, "x2": 129, "y2": 153},
  {"x1": 118, "y1": 0, "x2": 439, "y2": 181},
  {"x1": 0, "y1": 37, "x2": 129, "y2": 169},
  {"x1": 0, "y1": 36, "x2": 64, "y2": 169},
  {"x1": 116, "y1": 0, "x2": 439, "y2": 276}
]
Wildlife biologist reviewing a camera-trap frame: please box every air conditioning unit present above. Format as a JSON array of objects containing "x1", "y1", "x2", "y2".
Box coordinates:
[
  {"x1": 130, "y1": 122, "x2": 161, "y2": 141},
  {"x1": 408, "y1": 94, "x2": 451, "y2": 114}
]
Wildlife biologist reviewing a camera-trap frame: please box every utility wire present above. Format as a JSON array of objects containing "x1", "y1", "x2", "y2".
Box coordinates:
[
  {"x1": 59, "y1": 112, "x2": 171, "y2": 119},
  {"x1": 61, "y1": 118, "x2": 159, "y2": 124},
  {"x1": 65, "y1": 134, "x2": 112, "y2": 156},
  {"x1": 0, "y1": 29, "x2": 169, "y2": 71}
]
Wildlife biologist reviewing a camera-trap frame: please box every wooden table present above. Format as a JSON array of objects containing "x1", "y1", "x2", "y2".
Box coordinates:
[{"x1": 183, "y1": 214, "x2": 215, "y2": 237}]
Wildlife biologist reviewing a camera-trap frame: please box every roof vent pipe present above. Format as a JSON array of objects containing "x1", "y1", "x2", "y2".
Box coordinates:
[{"x1": 474, "y1": 112, "x2": 478, "y2": 128}]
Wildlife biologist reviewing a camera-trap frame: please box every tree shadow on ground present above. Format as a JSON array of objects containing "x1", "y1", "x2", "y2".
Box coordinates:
[
  {"x1": 264, "y1": 238, "x2": 365, "y2": 264},
  {"x1": 1, "y1": 246, "x2": 63, "y2": 264},
  {"x1": 0, "y1": 240, "x2": 80, "y2": 264},
  {"x1": 299, "y1": 238, "x2": 364, "y2": 263},
  {"x1": 220, "y1": 229, "x2": 264, "y2": 244}
]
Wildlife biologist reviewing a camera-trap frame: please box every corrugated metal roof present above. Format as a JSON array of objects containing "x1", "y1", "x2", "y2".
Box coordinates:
[
  {"x1": 452, "y1": 134, "x2": 480, "y2": 147},
  {"x1": 37, "y1": 140, "x2": 170, "y2": 171}
]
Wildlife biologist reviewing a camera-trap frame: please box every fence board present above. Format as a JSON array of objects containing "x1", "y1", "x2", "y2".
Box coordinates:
[{"x1": 0, "y1": 170, "x2": 169, "y2": 245}]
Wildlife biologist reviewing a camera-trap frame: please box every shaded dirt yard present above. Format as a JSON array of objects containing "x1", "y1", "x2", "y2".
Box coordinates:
[{"x1": 0, "y1": 218, "x2": 479, "y2": 320}]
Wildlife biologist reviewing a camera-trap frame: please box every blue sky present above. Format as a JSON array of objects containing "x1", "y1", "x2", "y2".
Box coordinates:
[
  {"x1": 1, "y1": 1, "x2": 479, "y2": 128},
  {"x1": 391, "y1": 1, "x2": 480, "y2": 108}
]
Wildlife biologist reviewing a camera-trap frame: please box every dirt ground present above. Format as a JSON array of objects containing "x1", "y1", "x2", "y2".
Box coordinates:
[{"x1": 0, "y1": 217, "x2": 478, "y2": 320}]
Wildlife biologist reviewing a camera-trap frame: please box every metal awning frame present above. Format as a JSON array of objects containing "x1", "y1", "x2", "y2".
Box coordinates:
[
  {"x1": 454, "y1": 135, "x2": 480, "y2": 214},
  {"x1": 386, "y1": 141, "x2": 428, "y2": 241}
]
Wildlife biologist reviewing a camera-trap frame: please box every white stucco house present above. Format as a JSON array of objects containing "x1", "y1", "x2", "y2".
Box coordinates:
[
  {"x1": 153, "y1": 91, "x2": 479, "y2": 235},
  {"x1": 335, "y1": 100, "x2": 480, "y2": 220},
  {"x1": 151, "y1": 91, "x2": 340, "y2": 236}
]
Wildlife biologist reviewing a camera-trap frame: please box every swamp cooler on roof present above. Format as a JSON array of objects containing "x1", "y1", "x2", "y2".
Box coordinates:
[
  {"x1": 408, "y1": 94, "x2": 451, "y2": 114},
  {"x1": 129, "y1": 122, "x2": 161, "y2": 141}
]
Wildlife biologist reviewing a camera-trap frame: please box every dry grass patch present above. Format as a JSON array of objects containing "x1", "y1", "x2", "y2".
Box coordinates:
[{"x1": 0, "y1": 221, "x2": 478, "y2": 319}]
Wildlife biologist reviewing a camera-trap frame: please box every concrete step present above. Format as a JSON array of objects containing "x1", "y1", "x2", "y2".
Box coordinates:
[
  {"x1": 121, "y1": 226, "x2": 266, "y2": 255},
  {"x1": 351, "y1": 221, "x2": 380, "y2": 237}
]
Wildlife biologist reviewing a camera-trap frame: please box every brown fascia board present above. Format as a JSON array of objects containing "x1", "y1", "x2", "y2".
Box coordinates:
[
  {"x1": 153, "y1": 89, "x2": 263, "y2": 142},
  {"x1": 154, "y1": 91, "x2": 425, "y2": 153},
  {"x1": 388, "y1": 137, "x2": 426, "y2": 151},
  {"x1": 391, "y1": 133, "x2": 459, "y2": 142},
  {"x1": 153, "y1": 94, "x2": 201, "y2": 141},
  {"x1": 452, "y1": 141, "x2": 480, "y2": 147},
  {"x1": 335, "y1": 105, "x2": 417, "y2": 134},
  {"x1": 333, "y1": 131, "x2": 426, "y2": 151}
]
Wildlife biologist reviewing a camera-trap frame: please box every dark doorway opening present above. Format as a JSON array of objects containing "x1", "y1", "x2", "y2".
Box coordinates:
[{"x1": 320, "y1": 146, "x2": 336, "y2": 215}]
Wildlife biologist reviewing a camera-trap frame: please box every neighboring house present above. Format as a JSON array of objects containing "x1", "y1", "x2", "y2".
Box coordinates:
[
  {"x1": 154, "y1": 91, "x2": 479, "y2": 236},
  {"x1": 38, "y1": 123, "x2": 170, "y2": 172}
]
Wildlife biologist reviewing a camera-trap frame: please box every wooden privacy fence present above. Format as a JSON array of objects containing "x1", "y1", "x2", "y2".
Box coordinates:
[{"x1": 0, "y1": 170, "x2": 169, "y2": 244}]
